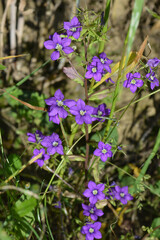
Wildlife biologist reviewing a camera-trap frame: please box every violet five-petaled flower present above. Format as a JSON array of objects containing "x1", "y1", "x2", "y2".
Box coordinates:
[
  {"x1": 123, "y1": 72, "x2": 143, "y2": 93},
  {"x1": 41, "y1": 132, "x2": 63, "y2": 155},
  {"x1": 146, "y1": 71, "x2": 159, "y2": 90},
  {"x1": 93, "y1": 141, "x2": 113, "y2": 162},
  {"x1": 92, "y1": 103, "x2": 110, "y2": 122},
  {"x1": 27, "y1": 130, "x2": 44, "y2": 143},
  {"x1": 64, "y1": 16, "x2": 82, "y2": 39},
  {"x1": 82, "y1": 203, "x2": 104, "y2": 221},
  {"x1": 85, "y1": 59, "x2": 103, "y2": 82},
  {"x1": 69, "y1": 99, "x2": 94, "y2": 125},
  {"x1": 114, "y1": 186, "x2": 133, "y2": 205},
  {"x1": 83, "y1": 181, "x2": 105, "y2": 204},
  {"x1": 81, "y1": 222, "x2": 102, "y2": 240},
  {"x1": 32, "y1": 148, "x2": 50, "y2": 167},
  {"x1": 45, "y1": 89, "x2": 76, "y2": 124},
  {"x1": 93, "y1": 52, "x2": 113, "y2": 73},
  {"x1": 44, "y1": 32, "x2": 74, "y2": 60},
  {"x1": 147, "y1": 58, "x2": 160, "y2": 68}
]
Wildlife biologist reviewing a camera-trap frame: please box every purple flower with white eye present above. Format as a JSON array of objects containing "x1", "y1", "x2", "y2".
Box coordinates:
[
  {"x1": 123, "y1": 72, "x2": 143, "y2": 93},
  {"x1": 27, "y1": 130, "x2": 44, "y2": 143},
  {"x1": 146, "y1": 71, "x2": 159, "y2": 90},
  {"x1": 92, "y1": 103, "x2": 110, "y2": 122},
  {"x1": 81, "y1": 222, "x2": 102, "y2": 240},
  {"x1": 64, "y1": 16, "x2": 82, "y2": 39},
  {"x1": 85, "y1": 59, "x2": 103, "y2": 82},
  {"x1": 32, "y1": 148, "x2": 50, "y2": 167},
  {"x1": 98, "y1": 52, "x2": 113, "y2": 73},
  {"x1": 114, "y1": 186, "x2": 133, "y2": 205},
  {"x1": 69, "y1": 99, "x2": 94, "y2": 125},
  {"x1": 45, "y1": 89, "x2": 76, "y2": 124},
  {"x1": 82, "y1": 203, "x2": 104, "y2": 221},
  {"x1": 83, "y1": 181, "x2": 105, "y2": 204},
  {"x1": 44, "y1": 32, "x2": 74, "y2": 60},
  {"x1": 93, "y1": 141, "x2": 113, "y2": 162},
  {"x1": 147, "y1": 58, "x2": 160, "y2": 68},
  {"x1": 41, "y1": 132, "x2": 63, "y2": 155}
]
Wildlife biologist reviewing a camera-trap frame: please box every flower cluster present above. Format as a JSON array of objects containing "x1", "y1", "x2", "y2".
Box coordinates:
[
  {"x1": 85, "y1": 52, "x2": 113, "y2": 82},
  {"x1": 44, "y1": 16, "x2": 82, "y2": 60},
  {"x1": 45, "y1": 89, "x2": 76, "y2": 124},
  {"x1": 81, "y1": 181, "x2": 105, "y2": 240},
  {"x1": 27, "y1": 131, "x2": 63, "y2": 167},
  {"x1": 146, "y1": 58, "x2": 160, "y2": 90},
  {"x1": 81, "y1": 181, "x2": 133, "y2": 239},
  {"x1": 105, "y1": 182, "x2": 133, "y2": 205}
]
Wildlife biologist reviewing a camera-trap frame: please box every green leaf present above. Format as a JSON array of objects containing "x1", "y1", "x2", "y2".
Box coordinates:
[
  {"x1": 0, "y1": 225, "x2": 11, "y2": 240},
  {"x1": 13, "y1": 197, "x2": 37, "y2": 217},
  {"x1": 89, "y1": 89, "x2": 110, "y2": 101},
  {"x1": 125, "y1": 0, "x2": 144, "y2": 64},
  {"x1": 0, "y1": 64, "x2": 6, "y2": 70},
  {"x1": 8, "y1": 153, "x2": 22, "y2": 170},
  {"x1": 151, "y1": 218, "x2": 160, "y2": 238}
]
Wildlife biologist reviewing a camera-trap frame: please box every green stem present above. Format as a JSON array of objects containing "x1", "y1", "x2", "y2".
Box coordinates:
[
  {"x1": 41, "y1": 159, "x2": 64, "y2": 200},
  {"x1": 136, "y1": 128, "x2": 160, "y2": 183},
  {"x1": 103, "y1": 44, "x2": 127, "y2": 141}
]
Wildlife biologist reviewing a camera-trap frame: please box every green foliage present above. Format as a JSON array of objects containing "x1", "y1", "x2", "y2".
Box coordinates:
[{"x1": 0, "y1": 64, "x2": 6, "y2": 70}]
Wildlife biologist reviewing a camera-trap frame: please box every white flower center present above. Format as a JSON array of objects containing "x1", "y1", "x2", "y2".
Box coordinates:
[
  {"x1": 89, "y1": 208, "x2": 94, "y2": 214},
  {"x1": 120, "y1": 193, "x2": 125, "y2": 197},
  {"x1": 92, "y1": 190, "x2": 98, "y2": 195},
  {"x1": 102, "y1": 149, "x2": 107, "y2": 154},
  {"x1": 89, "y1": 228, "x2": 94, "y2": 233},
  {"x1": 150, "y1": 76, "x2": 154, "y2": 81},
  {"x1": 56, "y1": 44, "x2": 62, "y2": 51},
  {"x1": 70, "y1": 27, "x2": 77, "y2": 32},
  {"x1": 92, "y1": 67, "x2": 97, "y2": 73},
  {"x1": 98, "y1": 110, "x2": 102, "y2": 116},
  {"x1": 80, "y1": 110, "x2": 86, "y2": 116},
  {"x1": 57, "y1": 100, "x2": 63, "y2": 107},
  {"x1": 100, "y1": 58, "x2": 105, "y2": 64},
  {"x1": 131, "y1": 79, "x2": 136, "y2": 84},
  {"x1": 52, "y1": 141, "x2": 58, "y2": 147}
]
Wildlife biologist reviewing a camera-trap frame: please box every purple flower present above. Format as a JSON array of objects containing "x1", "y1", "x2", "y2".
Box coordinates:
[
  {"x1": 147, "y1": 58, "x2": 160, "y2": 68},
  {"x1": 123, "y1": 72, "x2": 143, "y2": 93},
  {"x1": 54, "y1": 201, "x2": 61, "y2": 209},
  {"x1": 105, "y1": 77, "x2": 115, "y2": 84},
  {"x1": 146, "y1": 71, "x2": 159, "y2": 90},
  {"x1": 85, "y1": 59, "x2": 103, "y2": 82},
  {"x1": 92, "y1": 104, "x2": 110, "y2": 122},
  {"x1": 41, "y1": 132, "x2": 63, "y2": 155},
  {"x1": 105, "y1": 182, "x2": 116, "y2": 200},
  {"x1": 46, "y1": 89, "x2": 76, "y2": 124},
  {"x1": 114, "y1": 186, "x2": 133, "y2": 205},
  {"x1": 83, "y1": 181, "x2": 105, "y2": 204},
  {"x1": 81, "y1": 222, "x2": 102, "y2": 240},
  {"x1": 96, "y1": 52, "x2": 113, "y2": 73},
  {"x1": 69, "y1": 99, "x2": 94, "y2": 125},
  {"x1": 82, "y1": 203, "x2": 104, "y2": 221},
  {"x1": 93, "y1": 141, "x2": 113, "y2": 162},
  {"x1": 32, "y1": 148, "x2": 50, "y2": 167},
  {"x1": 27, "y1": 130, "x2": 44, "y2": 143},
  {"x1": 44, "y1": 32, "x2": 74, "y2": 60},
  {"x1": 64, "y1": 16, "x2": 82, "y2": 39}
]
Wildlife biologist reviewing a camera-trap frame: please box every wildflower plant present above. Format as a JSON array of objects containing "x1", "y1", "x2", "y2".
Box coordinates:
[{"x1": 1, "y1": 4, "x2": 160, "y2": 240}]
